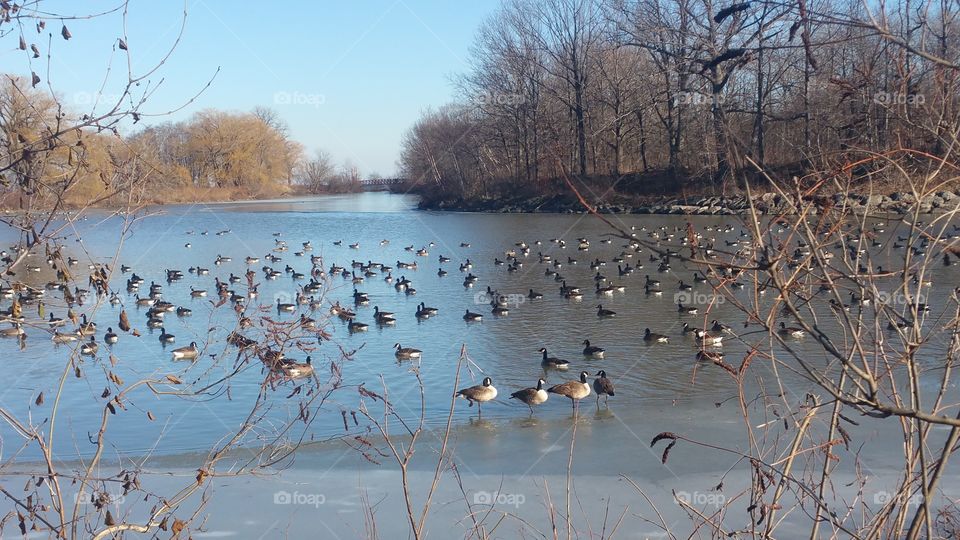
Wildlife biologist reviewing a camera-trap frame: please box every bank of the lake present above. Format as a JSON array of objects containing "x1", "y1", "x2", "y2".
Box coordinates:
[{"x1": 417, "y1": 189, "x2": 960, "y2": 215}]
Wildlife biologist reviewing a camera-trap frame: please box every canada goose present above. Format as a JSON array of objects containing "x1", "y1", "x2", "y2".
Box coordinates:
[
  {"x1": 849, "y1": 291, "x2": 871, "y2": 306},
  {"x1": 373, "y1": 306, "x2": 396, "y2": 324},
  {"x1": 596, "y1": 283, "x2": 614, "y2": 296},
  {"x1": 394, "y1": 343, "x2": 422, "y2": 360},
  {"x1": 47, "y1": 313, "x2": 65, "y2": 327},
  {"x1": 78, "y1": 314, "x2": 96, "y2": 336},
  {"x1": 645, "y1": 275, "x2": 661, "y2": 287},
  {"x1": 190, "y1": 287, "x2": 207, "y2": 298},
  {"x1": 829, "y1": 299, "x2": 851, "y2": 312},
  {"x1": 695, "y1": 329, "x2": 723, "y2": 345},
  {"x1": 644, "y1": 328, "x2": 669, "y2": 343},
  {"x1": 645, "y1": 284, "x2": 662, "y2": 295},
  {"x1": 80, "y1": 336, "x2": 99, "y2": 355},
  {"x1": 176, "y1": 306, "x2": 192, "y2": 317},
  {"x1": 538, "y1": 347, "x2": 570, "y2": 369},
  {"x1": 0, "y1": 323, "x2": 24, "y2": 338},
  {"x1": 348, "y1": 320, "x2": 369, "y2": 332},
  {"x1": 490, "y1": 302, "x2": 509, "y2": 316},
  {"x1": 277, "y1": 298, "x2": 296, "y2": 313},
  {"x1": 582, "y1": 339, "x2": 605, "y2": 358},
  {"x1": 245, "y1": 256, "x2": 260, "y2": 264},
  {"x1": 104, "y1": 327, "x2": 118, "y2": 344},
  {"x1": 596, "y1": 304, "x2": 616, "y2": 317},
  {"x1": 280, "y1": 356, "x2": 314, "y2": 378},
  {"x1": 52, "y1": 330, "x2": 80, "y2": 343},
  {"x1": 171, "y1": 341, "x2": 199, "y2": 360},
  {"x1": 298, "y1": 314, "x2": 317, "y2": 330},
  {"x1": 778, "y1": 322, "x2": 805, "y2": 338},
  {"x1": 158, "y1": 327, "x2": 175, "y2": 343},
  {"x1": 353, "y1": 288, "x2": 370, "y2": 304},
  {"x1": 336, "y1": 305, "x2": 357, "y2": 320},
  {"x1": 677, "y1": 302, "x2": 698, "y2": 315},
  {"x1": 463, "y1": 309, "x2": 483, "y2": 322},
  {"x1": 593, "y1": 370, "x2": 615, "y2": 407},
  {"x1": 146, "y1": 317, "x2": 164, "y2": 329},
  {"x1": 135, "y1": 295, "x2": 154, "y2": 307},
  {"x1": 456, "y1": 377, "x2": 497, "y2": 416},
  {"x1": 559, "y1": 281, "x2": 580, "y2": 295},
  {"x1": 528, "y1": 289, "x2": 543, "y2": 299},
  {"x1": 510, "y1": 378, "x2": 548, "y2": 413},
  {"x1": 681, "y1": 323, "x2": 703, "y2": 335},
  {"x1": 693, "y1": 272, "x2": 707, "y2": 283},
  {"x1": 696, "y1": 350, "x2": 724, "y2": 363},
  {"x1": 414, "y1": 302, "x2": 437, "y2": 318},
  {"x1": 548, "y1": 371, "x2": 591, "y2": 411},
  {"x1": 437, "y1": 268, "x2": 448, "y2": 277},
  {"x1": 710, "y1": 320, "x2": 732, "y2": 333}
]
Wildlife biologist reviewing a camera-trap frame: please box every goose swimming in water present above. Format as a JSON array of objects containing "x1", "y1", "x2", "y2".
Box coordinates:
[
  {"x1": 279, "y1": 356, "x2": 314, "y2": 379},
  {"x1": 596, "y1": 304, "x2": 616, "y2": 317},
  {"x1": 778, "y1": 322, "x2": 805, "y2": 338},
  {"x1": 0, "y1": 323, "x2": 24, "y2": 338},
  {"x1": 373, "y1": 306, "x2": 395, "y2": 324},
  {"x1": 104, "y1": 327, "x2": 118, "y2": 344},
  {"x1": 538, "y1": 347, "x2": 569, "y2": 369},
  {"x1": 394, "y1": 343, "x2": 422, "y2": 360},
  {"x1": 80, "y1": 336, "x2": 99, "y2": 355},
  {"x1": 582, "y1": 339, "x2": 605, "y2": 358},
  {"x1": 52, "y1": 330, "x2": 80, "y2": 343},
  {"x1": 710, "y1": 320, "x2": 732, "y2": 333},
  {"x1": 158, "y1": 327, "x2": 175, "y2": 344},
  {"x1": 644, "y1": 328, "x2": 669, "y2": 343},
  {"x1": 171, "y1": 341, "x2": 200, "y2": 360},
  {"x1": 348, "y1": 320, "x2": 369, "y2": 332}
]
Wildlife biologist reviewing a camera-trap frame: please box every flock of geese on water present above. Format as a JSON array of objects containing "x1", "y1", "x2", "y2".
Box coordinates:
[{"x1": 0, "y1": 216, "x2": 954, "y2": 416}]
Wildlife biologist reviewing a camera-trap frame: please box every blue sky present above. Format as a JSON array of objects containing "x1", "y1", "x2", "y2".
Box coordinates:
[{"x1": 5, "y1": 0, "x2": 499, "y2": 176}]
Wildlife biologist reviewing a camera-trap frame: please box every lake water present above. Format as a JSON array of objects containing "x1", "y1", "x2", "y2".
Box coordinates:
[{"x1": 1, "y1": 192, "x2": 958, "y2": 537}]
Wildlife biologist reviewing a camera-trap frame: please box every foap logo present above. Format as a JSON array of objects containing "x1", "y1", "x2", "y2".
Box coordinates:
[
  {"x1": 274, "y1": 291, "x2": 294, "y2": 304},
  {"x1": 873, "y1": 92, "x2": 925, "y2": 106},
  {"x1": 73, "y1": 91, "x2": 124, "y2": 106},
  {"x1": 674, "y1": 291, "x2": 725, "y2": 306},
  {"x1": 75, "y1": 489, "x2": 125, "y2": 506},
  {"x1": 274, "y1": 490, "x2": 325, "y2": 508},
  {"x1": 274, "y1": 91, "x2": 326, "y2": 108},
  {"x1": 473, "y1": 490, "x2": 525, "y2": 508},
  {"x1": 874, "y1": 291, "x2": 927, "y2": 307},
  {"x1": 673, "y1": 91, "x2": 725, "y2": 107},
  {"x1": 473, "y1": 291, "x2": 526, "y2": 308},
  {"x1": 675, "y1": 490, "x2": 725, "y2": 508},
  {"x1": 473, "y1": 92, "x2": 525, "y2": 106},
  {"x1": 873, "y1": 490, "x2": 924, "y2": 507}
]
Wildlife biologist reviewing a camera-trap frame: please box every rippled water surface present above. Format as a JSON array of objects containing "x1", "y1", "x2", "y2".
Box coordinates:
[{"x1": 1, "y1": 192, "x2": 957, "y2": 470}]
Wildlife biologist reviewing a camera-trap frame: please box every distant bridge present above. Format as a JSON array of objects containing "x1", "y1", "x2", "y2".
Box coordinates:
[{"x1": 360, "y1": 177, "x2": 407, "y2": 191}]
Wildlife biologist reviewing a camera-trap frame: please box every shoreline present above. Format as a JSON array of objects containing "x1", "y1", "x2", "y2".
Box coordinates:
[{"x1": 417, "y1": 190, "x2": 960, "y2": 215}]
